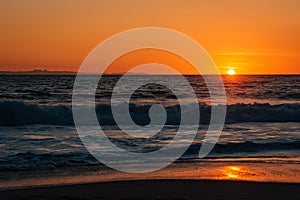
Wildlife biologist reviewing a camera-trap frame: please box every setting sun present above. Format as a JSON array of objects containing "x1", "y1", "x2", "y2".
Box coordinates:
[{"x1": 227, "y1": 69, "x2": 236, "y2": 75}]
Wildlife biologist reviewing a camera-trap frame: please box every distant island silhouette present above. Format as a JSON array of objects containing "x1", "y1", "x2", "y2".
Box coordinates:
[
  {"x1": 0, "y1": 70, "x2": 151, "y2": 75},
  {"x1": 0, "y1": 69, "x2": 77, "y2": 75}
]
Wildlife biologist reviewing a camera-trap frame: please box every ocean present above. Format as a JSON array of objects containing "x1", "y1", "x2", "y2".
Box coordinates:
[{"x1": 0, "y1": 75, "x2": 299, "y2": 174}]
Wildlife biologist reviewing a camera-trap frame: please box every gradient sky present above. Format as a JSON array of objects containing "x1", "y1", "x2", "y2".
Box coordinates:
[{"x1": 0, "y1": 0, "x2": 299, "y2": 74}]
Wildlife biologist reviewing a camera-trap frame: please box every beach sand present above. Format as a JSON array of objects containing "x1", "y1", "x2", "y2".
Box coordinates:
[{"x1": 1, "y1": 179, "x2": 300, "y2": 200}]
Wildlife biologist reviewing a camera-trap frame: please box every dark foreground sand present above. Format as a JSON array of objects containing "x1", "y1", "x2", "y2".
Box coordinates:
[{"x1": 1, "y1": 180, "x2": 299, "y2": 200}]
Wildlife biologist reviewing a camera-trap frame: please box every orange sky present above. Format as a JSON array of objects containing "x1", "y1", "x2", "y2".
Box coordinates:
[{"x1": 0, "y1": 0, "x2": 299, "y2": 74}]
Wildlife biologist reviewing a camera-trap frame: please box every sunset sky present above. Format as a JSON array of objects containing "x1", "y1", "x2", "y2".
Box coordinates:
[{"x1": 0, "y1": 0, "x2": 299, "y2": 74}]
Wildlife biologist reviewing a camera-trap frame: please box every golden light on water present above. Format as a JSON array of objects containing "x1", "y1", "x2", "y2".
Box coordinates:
[
  {"x1": 227, "y1": 173, "x2": 239, "y2": 178},
  {"x1": 224, "y1": 166, "x2": 242, "y2": 179},
  {"x1": 229, "y1": 166, "x2": 241, "y2": 171}
]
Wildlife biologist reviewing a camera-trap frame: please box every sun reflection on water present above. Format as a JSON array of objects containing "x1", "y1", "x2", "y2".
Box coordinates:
[
  {"x1": 223, "y1": 166, "x2": 242, "y2": 179},
  {"x1": 229, "y1": 166, "x2": 240, "y2": 171}
]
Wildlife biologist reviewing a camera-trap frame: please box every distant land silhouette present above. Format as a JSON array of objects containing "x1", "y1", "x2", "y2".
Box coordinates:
[
  {"x1": 0, "y1": 69, "x2": 151, "y2": 75},
  {"x1": 0, "y1": 69, "x2": 77, "y2": 75}
]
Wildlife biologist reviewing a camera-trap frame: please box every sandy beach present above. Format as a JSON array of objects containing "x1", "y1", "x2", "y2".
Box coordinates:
[{"x1": 1, "y1": 179, "x2": 299, "y2": 200}]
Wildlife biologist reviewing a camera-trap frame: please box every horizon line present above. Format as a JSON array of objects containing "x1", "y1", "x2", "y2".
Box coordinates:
[{"x1": 0, "y1": 70, "x2": 299, "y2": 76}]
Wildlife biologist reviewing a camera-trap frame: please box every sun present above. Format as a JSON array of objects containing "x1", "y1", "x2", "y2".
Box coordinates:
[{"x1": 227, "y1": 69, "x2": 236, "y2": 75}]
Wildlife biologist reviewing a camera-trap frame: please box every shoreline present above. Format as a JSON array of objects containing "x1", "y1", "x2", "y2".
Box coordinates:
[{"x1": 1, "y1": 161, "x2": 299, "y2": 190}]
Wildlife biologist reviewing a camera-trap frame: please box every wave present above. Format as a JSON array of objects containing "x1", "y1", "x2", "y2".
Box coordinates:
[
  {"x1": 185, "y1": 141, "x2": 300, "y2": 155},
  {"x1": 0, "y1": 152, "x2": 99, "y2": 171},
  {"x1": 0, "y1": 101, "x2": 300, "y2": 126},
  {"x1": 0, "y1": 101, "x2": 73, "y2": 126},
  {"x1": 1, "y1": 141, "x2": 299, "y2": 171}
]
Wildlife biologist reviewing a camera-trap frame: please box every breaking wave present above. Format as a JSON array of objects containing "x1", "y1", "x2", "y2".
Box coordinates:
[{"x1": 0, "y1": 101, "x2": 300, "y2": 126}]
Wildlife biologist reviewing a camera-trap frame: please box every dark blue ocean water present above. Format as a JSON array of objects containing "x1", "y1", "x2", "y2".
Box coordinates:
[{"x1": 0, "y1": 75, "x2": 299, "y2": 171}]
